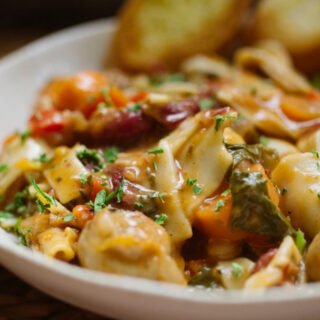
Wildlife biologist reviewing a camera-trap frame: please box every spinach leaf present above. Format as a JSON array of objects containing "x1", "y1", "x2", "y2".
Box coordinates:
[
  {"x1": 226, "y1": 143, "x2": 279, "y2": 171},
  {"x1": 188, "y1": 266, "x2": 218, "y2": 288},
  {"x1": 230, "y1": 169, "x2": 291, "y2": 238}
]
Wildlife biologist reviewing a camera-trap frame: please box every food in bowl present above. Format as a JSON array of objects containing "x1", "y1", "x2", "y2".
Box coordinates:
[{"x1": 1, "y1": 39, "x2": 320, "y2": 290}]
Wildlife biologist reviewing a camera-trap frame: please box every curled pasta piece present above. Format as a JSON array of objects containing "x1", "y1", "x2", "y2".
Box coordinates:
[
  {"x1": 235, "y1": 41, "x2": 312, "y2": 94},
  {"x1": 244, "y1": 236, "x2": 302, "y2": 289},
  {"x1": 213, "y1": 258, "x2": 255, "y2": 289},
  {"x1": 272, "y1": 153, "x2": 320, "y2": 238},
  {"x1": 177, "y1": 110, "x2": 234, "y2": 217},
  {"x1": 45, "y1": 145, "x2": 90, "y2": 204},
  {"x1": 37, "y1": 227, "x2": 78, "y2": 262},
  {"x1": 0, "y1": 136, "x2": 51, "y2": 195},
  {"x1": 153, "y1": 139, "x2": 192, "y2": 245}
]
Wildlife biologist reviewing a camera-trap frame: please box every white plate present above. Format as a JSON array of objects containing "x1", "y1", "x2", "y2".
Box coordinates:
[{"x1": 0, "y1": 19, "x2": 319, "y2": 320}]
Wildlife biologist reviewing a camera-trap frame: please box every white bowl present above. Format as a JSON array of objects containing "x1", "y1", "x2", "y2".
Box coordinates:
[{"x1": 0, "y1": 19, "x2": 319, "y2": 320}]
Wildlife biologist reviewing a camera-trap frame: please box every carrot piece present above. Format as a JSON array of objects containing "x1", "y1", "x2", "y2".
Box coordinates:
[
  {"x1": 109, "y1": 86, "x2": 129, "y2": 107},
  {"x1": 91, "y1": 177, "x2": 105, "y2": 200},
  {"x1": 195, "y1": 193, "x2": 250, "y2": 242},
  {"x1": 72, "y1": 205, "x2": 94, "y2": 229}
]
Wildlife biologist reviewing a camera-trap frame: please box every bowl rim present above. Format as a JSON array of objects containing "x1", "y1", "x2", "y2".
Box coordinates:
[{"x1": 0, "y1": 17, "x2": 320, "y2": 306}]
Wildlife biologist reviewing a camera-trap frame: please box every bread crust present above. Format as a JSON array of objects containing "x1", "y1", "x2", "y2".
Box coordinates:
[
  {"x1": 250, "y1": 0, "x2": 320, "y2": 74},
  {"x1": 113, "y1": 0, "x2": 251, "y2": 71}
]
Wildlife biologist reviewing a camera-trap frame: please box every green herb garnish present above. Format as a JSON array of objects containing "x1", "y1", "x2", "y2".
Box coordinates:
[
  {"x1": 231, "y1": 262, "x2": 244, "y2": 278},
  {"x1": 0, "y1": 163, "x2": 9, "y2": 173},
  {"x1": 116, "y1": 179, "x2": 125, "y2": 203},
  {"x1": 221, "y1": 188, "x2": 231, "y2": 197},
  {"x1": 186, "y1": 178, "x2": 197, "y2": 186},
  {"x1": 129, "y1": 103, "x2": 142, "y2": 113},
  {"x1": 153, "y1": 162, "x2": 158, "y2": 171},
  {"x1": 199, "y1": 98, "x2": 214, "y2": 110},
  {"x1": 147, "y1": 147, "x2": 164, "y2": 155},
  {"x1": 134, "y1": 201, "x2": 144, "y2": 209},
  {"x1": 0, "y1": 212, "x2": 15, "y2": 219},
  {"x1": 295, "y1": 229, "x2": 307, "y2": 253},
  {"x1": 63, "y1": 214, "x2": 75, "y2": 223},
  {"x1": 154, "y1": 213, "x2": 168, "y2": 225},
  {"x1": 79, "y1": 173, "x2": 88, "y2": 185},
  {"x1": 192, "y1": 184, "x2": 202, "y2": 195},
  {"x1": 214, "y1": 200, "x2": 224, "y2": 212},
  {"x1": 20, "y1": 130, "x2": 30, "y2": 144},
  {"x1": 213, "y1": 115, "x2": 224, "y2": 131},
  {"x1": 94, "y1": 190, "x2": 107, "y2": 213},
  {"x1": 29, "y1": 176, "x2": 57, "y2": 207},
  {"x1": 76, "y1": 148, "x2": 104, "y2": 172},
  {"x1": 281, "y1": 188, "x2": 287, "y2": 196},
  {"x1": 104, "y1": 147, "x2": 118, "y2": 164},
  {"x1": 33, "y1": 153, "x2": 52, "y2": 164}
]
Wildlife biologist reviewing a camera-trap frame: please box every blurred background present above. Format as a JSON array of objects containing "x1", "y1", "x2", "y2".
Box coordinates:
[{"x1": 0, "y1": 0, "x2": 124, "y2": 58}]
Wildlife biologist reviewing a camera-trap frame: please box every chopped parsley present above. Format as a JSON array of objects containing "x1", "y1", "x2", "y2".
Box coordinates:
[
  {"x1": 186, "y1": 178, "x2": 202, "y2": 195},
  {"x1": 29, "y1": 176, "x2": 57, "y2": 207},
  {"x1": 0, "y1": 212, "x2": 15, "y2": 219},
  {"x1": 0, "y1": 163, "x2": 9, "y2": 173},
  {"x1": 76, "y1": 148, "x2": 104, "y2": 172},
  {"x1": 186, "y1": 178, "x2": 197, "y2": 186},
  {"x1": 33, "y1": 153, "x2": 52, "y2": 164},
  {"x1": 129, "y1": 103, "x2": 142, "y2": 113},
  {"x1": 318, "y1": 192, "x2": 320, "y2": 199},
  {"x1": 214, "y1": 199, "x2": 224, "y2": 212},
  {"x1": 79, "y1": 173, "x2": 88, "y2": 185},
  {"x1": 153, "y1": 162, "x2": 158, "y2": 171},
  {"x1": 231, "y1": 262, "x2": 244, "y2": 278},
  {"x1": 63, "y1": 214, "x2": 75, "y2": 223},
  {"x1": 20, "y1": 130, "x2": 30, "y2": 144},
  {"x1": 5, "y1": 188, "x2": 30, "y2": 214},
  {"x1": 150, "y1": 191, "x2": 166, "y2": 203},
  {"x1": 295, "y1": 229, "x2": 307, "y2": 253},
  {"x1": 259, "y1": 136, "x2": 269, "y2": 146},
  {"x1": 147, "y1": 147, "x2": 164, "y2": 155},
  {"x1": 134, "y1": 201, "x2": 144, "y2": 209},
  {"x1": 13, "y1": 217, "x2": 32, "y2": 246},
  {"x1": 312, "y1": 150, "x2": 320, "y2": 159},
  {"x1": 104, "y1": 147, "x2": 119, "y2": 164},
  {"x1": 199, "y1": 98, "x2": 214, "y2": 110},
  {"x1": 94, "y1": 190, "x2": 107, "y2": 213},
  {"x1": 221, "y1": 188, "x2": 231, "y2": 197},
  {"x1": 281, "y1": 188, "x2": 287, "y2": 196},
  {"x1": 116, "y1": 179, "x2": 125, "y2": 203},
  {"x1": 192, "y1": 184, "x2": 202, "y2": 195},
  {"x1": 213, "y1": 114, "x2": 224, "y2": 131},
  {"x1": 154, "y1": 213, "x2": 168, "y2": 225},
  {"x1": 35, "y1": 199, "x2": 50, "y2": 213}
]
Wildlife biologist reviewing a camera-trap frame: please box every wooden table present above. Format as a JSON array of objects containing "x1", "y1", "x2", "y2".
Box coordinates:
[{"x1": 0, "y1": 30, "x2": 105, "y2": 319}]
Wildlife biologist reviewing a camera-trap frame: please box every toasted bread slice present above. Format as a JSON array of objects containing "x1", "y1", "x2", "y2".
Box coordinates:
[
  {"x1": 251, "y1": 0, "x2": 320, "y2": 73},
  {"x1": 113, "y1": 0, "x2": 251, "y2": 71}
]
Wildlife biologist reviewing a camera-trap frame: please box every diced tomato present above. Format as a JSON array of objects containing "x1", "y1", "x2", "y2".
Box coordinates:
[
  {"x1": 109, "y1": 86, "x2": 129, "y2": 107},
  {"x1": 91, "y1": 177, "x2": 105, "y2": 200},
  {"x1": 29, "y1": 109, "x2": 65, "y2": 135},
  {"x1": 253, "y1": 248, "x2": 278, "y2": 273},
  {"x1": 72, "y1": 205, "x2": 94, "y2": 229}
]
